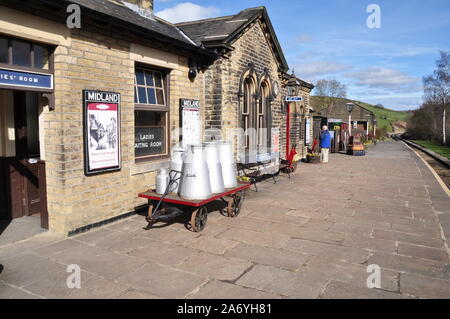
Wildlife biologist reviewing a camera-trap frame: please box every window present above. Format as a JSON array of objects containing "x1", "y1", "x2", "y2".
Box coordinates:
[
  {"x1": 12, "y1": 40, "x2": 31, "y2": 67},
  {"x1": 0, "y1": 37, "x2": 8, "y2": 64},
  {"x1": 134, "y1": 66, "x2": 169, "y2": 160},
  {"x1": 258, "y1": 82, "x2": 270, "y2": 147},
  {"x1": 0, "y1": 36, "x2": 51, "y2": 70},
  {"x1": 135, "y1": 69, "x2": 166, "y2": 106},
  {"x1": 242, "y1": 77, "x2": 254, "y2": 150}
]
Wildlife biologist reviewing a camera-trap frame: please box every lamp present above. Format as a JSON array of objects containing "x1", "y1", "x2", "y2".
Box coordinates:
[
  {"x1": 188, "y1": 58, "x2": 197, "y2": 81},
  {"x1": 346, "y1": 103, "x2": 354, "y2": 136},
  {"x1": 286, "y1": 75, "x2": 301, "y2": 97},
  {"x1": 346, "y1": 103, "x2": 354, "y2": 113}
]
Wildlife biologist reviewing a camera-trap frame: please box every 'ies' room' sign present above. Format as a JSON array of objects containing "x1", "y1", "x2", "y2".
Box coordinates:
[{"x1": 135, "y1": 126, "x2": 165, "y2": 157}]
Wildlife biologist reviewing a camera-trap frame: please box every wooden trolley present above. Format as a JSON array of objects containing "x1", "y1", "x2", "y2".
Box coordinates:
[{"x1": 138, "y1": 182, "x2": 251, "y2": 232}]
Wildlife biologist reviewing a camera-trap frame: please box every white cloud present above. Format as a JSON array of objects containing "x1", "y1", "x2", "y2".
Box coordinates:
[
  {"x1": 155, "y1": 2, "x2": 220, "y2": 23},
  {"x1": 345, "y1": 67, "x2": 420, "y2": 92},
  {"x1": 293, "y1": 61, "x2": 352, "y2": 81},
  {"x1": 296, "y1": 35, "x2": 312, "y2": 44}
]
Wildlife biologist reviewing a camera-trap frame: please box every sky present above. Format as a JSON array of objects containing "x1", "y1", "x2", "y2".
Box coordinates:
[{"x1": 154, "y1": 0, "x2": 450, "y2": 111}]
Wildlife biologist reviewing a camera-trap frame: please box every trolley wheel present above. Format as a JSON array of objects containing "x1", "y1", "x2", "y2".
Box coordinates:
[
  {"x1": 227, "y1": 191, "x2": 245, "y2": 218},
  {"x1": 191, "y1": 206, "x2": 208, "y2": 232}
]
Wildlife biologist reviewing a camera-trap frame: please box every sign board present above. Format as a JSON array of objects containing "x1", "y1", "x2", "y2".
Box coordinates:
[
  {"x1": 305, "y1": 118, "x2": 312, "y2": 145},
  {"x1": 83, "y1": 90, "x2": 121, "y2": 176},
  {"x1": 328, "y1": 118, "x2": 342, "y2": 123},
  {"x1": 135, "y1": 126, "x2": 165, "y2": 157},
  {"x1": 0, "y1": 67, "x2": 53, "y2": 90},
  {"x1": 285, "y1": 96, "x2": 303, "y2": 102},
  {"x1": 180, "y1": 99, "x2": 201, "y2": 147}
]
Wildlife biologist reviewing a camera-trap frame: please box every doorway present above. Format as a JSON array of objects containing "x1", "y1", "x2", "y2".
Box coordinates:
[{"x1": 0, "y1": 89, "x2": 48, "y2": 235}]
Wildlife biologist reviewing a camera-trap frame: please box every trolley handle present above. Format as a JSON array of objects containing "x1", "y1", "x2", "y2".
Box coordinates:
[{"x1": 152, "y1": 169, "x2": 182, "y2": 218}]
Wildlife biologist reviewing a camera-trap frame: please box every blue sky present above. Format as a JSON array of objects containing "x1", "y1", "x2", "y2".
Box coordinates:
[{"x1": 154, "y1": 0, "x2": 450, "y2": 110}]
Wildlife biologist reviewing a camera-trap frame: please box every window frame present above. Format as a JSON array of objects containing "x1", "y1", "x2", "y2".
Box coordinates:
[
  {"x1": 134, "y1": 64, "x2": 170, "y2": 162},
  {"x1": 0, "y1": 34, "x2": 53, "y2": 74}
]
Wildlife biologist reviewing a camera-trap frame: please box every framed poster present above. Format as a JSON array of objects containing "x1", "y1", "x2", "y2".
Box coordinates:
[
  {"x1": 83, "y1": 90, "x2": 121, "y2": 176},
  {"x1": 180, "y1": 99, "x2": 200, "y2": 147},
  {"x1": 305, "y1": 118, "x2": 312, "y2": 145}
]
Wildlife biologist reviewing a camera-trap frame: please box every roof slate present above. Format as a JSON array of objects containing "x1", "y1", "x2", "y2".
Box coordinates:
[
  {"x1": 69, "y1": 0, "x2": 196, "y2": 46},
  {"x1": 176, "y1": 8, "x2": 263, "y2": 46}
]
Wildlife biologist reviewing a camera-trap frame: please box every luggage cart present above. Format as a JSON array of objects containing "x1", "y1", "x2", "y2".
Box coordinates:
[{"x1": 138, "y1": 180, "x2": 251, "y2": 232}]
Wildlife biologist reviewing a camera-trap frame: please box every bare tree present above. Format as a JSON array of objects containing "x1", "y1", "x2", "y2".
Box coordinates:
[
  {"x1": 313, "y1": 79, "x2": 347, "y2": 115},
  {"x1": 423, "y1": 51, "x2": 450, "y2": 144}
]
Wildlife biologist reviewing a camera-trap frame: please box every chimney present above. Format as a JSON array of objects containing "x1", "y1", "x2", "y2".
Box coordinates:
[{"x1": 125, "y1": 0, "x2": 153, "y2": 18}]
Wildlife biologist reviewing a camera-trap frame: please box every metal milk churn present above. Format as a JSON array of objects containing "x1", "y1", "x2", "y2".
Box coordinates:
[
  {"x1": 179, "y1": 145, "x2": 212, "y2": 200},
  {"x1": 219, "y1": 141, "x2": 238, "y2": 188},
  {"x1": 169, "y1": 146, "x2": 185, "y2": 193},
  {"x1": 156, "y1": 168, "x2": 169, "y2": 195},
  {"x1": 204, "y1": 142, "x2": 225, "y2": 194}
]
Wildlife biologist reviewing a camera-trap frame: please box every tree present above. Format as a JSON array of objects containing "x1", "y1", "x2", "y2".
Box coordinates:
[
  {"x1": 423, "y1": 51, "x2": 450, "y2": 144},
  {"x1": 313, "y1": 79, "x2": 347, "y2": 115}
]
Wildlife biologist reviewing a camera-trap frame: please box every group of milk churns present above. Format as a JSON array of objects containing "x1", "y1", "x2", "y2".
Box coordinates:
[{"x1": 156, "y1": 141, "x2": 238, "y2": 200}]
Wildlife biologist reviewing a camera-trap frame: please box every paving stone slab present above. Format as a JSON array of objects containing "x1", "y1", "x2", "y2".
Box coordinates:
[
  {"x1": 225, "y1": 243, "x2": 310, "y2": 271},
  {"x1": 116, "y1": 289, "x2": 162, "y2": 299},
  {"x1": 286, "y1": 229, "x2": 346, "y2": 245},
  {"x1": 176, "y1": 252, "x2": 253, "y2": 281},
  {"x1": 400, "y1": 273, "x2": 450, "y2": 299},
  {"x1": 0, "y1": 282, "x2": 42, "y2": 299},
  {"x1": 397, "y1": 243, "x2": 448, "y2": 262},
  {"x1": 341, "y1": 234, "x2": 398, "y2": 254},
  {"x1": 190, "y1": 280, "x2": 281, "y2": 299},
  {"x1": 284, "y1": 238, "x2": 369, "y2": 264},
  {"x1": 236, "y1": 265, "x2": 329, "y2": 299},
  {"x1": 248, "y1": 210, "x2": 309, "y2": 226},
  {"x1": 217, "y1": 228, "x2": 290, "y2": 249},
  {"x1": 302, "y1": 256, "x2": 399, "y2": 292},
  {"x1": 48, "y1": 245, "x2": 146, "y2": 280},
  {"x1": 320, "y1": 280, "x2": 408, "y2": 299},
  {"x1": 117, "y1": 262, "x2": 208, "y2": 298},
  {"x1": 23, "y1": 270, "x2": 129, "y2": 299},
  {"x1": 373, "y1": 229, "x2": 444, "y2": 248},
  {"x1": 106, "y1": 218, "x2": 148, "y2": 233},
  {"x1": 0, "y1": 253, "x2": 66, "y2": 288},
  {"x1": 185, "y1": 236, "x2": 239, "y2": 255},
  {"x1": 32, "y1": 239, "x2": 89, "y2": 258},
  {"x1": 128, "y1": 242, "x2": 199, "y2": 267},
  {"x1": 369, "y1": 251, "x2": 448, "y2": 279}
]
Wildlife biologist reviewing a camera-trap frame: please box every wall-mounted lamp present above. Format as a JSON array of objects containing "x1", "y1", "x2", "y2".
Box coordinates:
[
  {"x1": 188, "y1": 67, "x2": 197, "y2": 80},
  {"x1": 188, "y1": 58, "x2": 197, "y2": 81}
]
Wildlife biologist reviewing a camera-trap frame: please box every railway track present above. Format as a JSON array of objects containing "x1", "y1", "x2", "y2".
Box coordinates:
[{"x1": 392, "y1": 134, "x2": 450, "y2": 189}]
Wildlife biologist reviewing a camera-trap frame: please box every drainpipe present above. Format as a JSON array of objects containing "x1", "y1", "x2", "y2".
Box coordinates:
[{"x1": 286, "y1": 102, "x2": 291, "y2": 159}]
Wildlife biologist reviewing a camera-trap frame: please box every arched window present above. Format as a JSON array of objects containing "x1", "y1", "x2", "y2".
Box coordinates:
[
  {"x1": 258, "y1": 81, "x2": 271, "y2": 149},
  {"x1": 242, "y1": 77, "x2": 255, "y2": 150}
]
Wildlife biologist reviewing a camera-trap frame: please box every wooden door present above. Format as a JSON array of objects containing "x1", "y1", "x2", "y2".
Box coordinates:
[{"x1": 9, "y1": 91, "x2": 44, "y2": 218}]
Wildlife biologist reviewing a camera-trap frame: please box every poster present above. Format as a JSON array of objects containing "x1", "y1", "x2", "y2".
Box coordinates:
[
  {"x1": 305, "y1": 118, "x2": 312, "y2": 145},
  {"x1": 83, "y1": 90, "x2": 121, "y2": 175},
  {"x1": 180, "y1": 99, "x2": 200, "y2": 147}
]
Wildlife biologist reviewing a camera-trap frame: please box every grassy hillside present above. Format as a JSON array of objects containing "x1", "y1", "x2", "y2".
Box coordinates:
[
  {"x1": 348, "y1": 100, "x2": 409, "y2": 132},
  {"x1": 310, "y1": 96, "x2": 410, "y2": 133}
]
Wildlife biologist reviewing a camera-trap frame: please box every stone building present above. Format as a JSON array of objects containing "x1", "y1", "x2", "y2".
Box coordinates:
[
  {"x1": 0, "y1": 0, "x2": 313, "y2": 236},
  {"x1": 178, "y1": 8, "x2": 314, "y2": 163},
  {"x1": 311, "y1": 98, "x2": 376, "y2": 152}
]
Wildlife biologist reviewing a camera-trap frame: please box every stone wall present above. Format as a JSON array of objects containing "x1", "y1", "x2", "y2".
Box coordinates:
[
  {"x1": 203, "y1": 18, "x2": 313, "y2": 160},
  {"x1": 24, "y1": 18, "x2": 205, "y2": 234}
]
